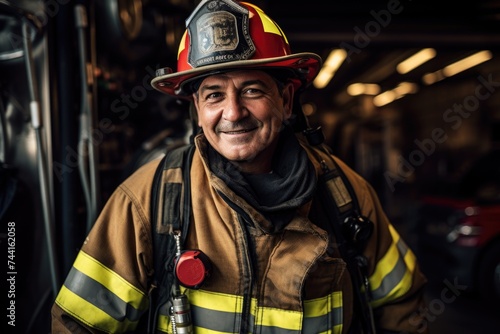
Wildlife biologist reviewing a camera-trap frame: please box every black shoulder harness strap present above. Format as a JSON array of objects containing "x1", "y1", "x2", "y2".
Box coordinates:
[
  {"x1": 148, "y1": 143, "x2": 195, "y2": 334},
  {"x1": 147, "y1": 134, "x2": 376, "y2": 333},
  {"x1": 312, "y1": 142, "x2": 377, "y2": 334}
]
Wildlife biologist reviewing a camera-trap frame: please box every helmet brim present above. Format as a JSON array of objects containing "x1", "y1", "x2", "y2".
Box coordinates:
[{"x1": 151, "y1": 52, "x2": 322, "y2": 97}]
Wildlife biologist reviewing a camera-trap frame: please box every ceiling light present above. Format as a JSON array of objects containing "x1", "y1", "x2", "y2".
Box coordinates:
[
  {"x1": 313, "y1": 49, "x2": 347, "y2": 89},
  {"x1": 373, "y1": 90, "x2": 396, "y2": 107},
  {"x1": 302, "y1": 103, "x2": 316, "y2": 116},
  {"x1": 442, "y1": 50, "x2": 492, "y2": 77},
  {"x1": 313, "y1": 71, "x2": 334, "y2": 90},
  {"x1": 393, "y1": 82, "x2": 418, "y2": 95},
  {"x1": 347, "y1": 83, "x2": 381, "y2": 96},
  {"x1": 373, "y1": 82, "x2": 418, "y2": 107},
  {"x1": 422, "y1": 50, "x2": 492, "y2": 85},
  {"x1": 397, "y1": 48, "x2": 436, "y2": 74},
  {"x1": 422, "y1": 71, "x2": 440, "y2": 85}
]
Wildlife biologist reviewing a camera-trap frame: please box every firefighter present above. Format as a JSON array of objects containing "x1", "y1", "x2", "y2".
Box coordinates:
[{"x1": 51, "y1": 0, "x2": 429, "y2": 333}]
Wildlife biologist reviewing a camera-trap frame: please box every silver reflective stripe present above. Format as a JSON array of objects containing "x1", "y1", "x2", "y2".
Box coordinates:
[
  {"x1": 64, "y1": 267, "x2": 144, "y2": 322},
  {"x1": 254, "y1": 326, "x2": 299, "y2": 334},
  {"x1": 159, "y1": 303, "x2": 343, "y2": 333},
  {"x1": 191, "y1": 305, "x2": 243, "y2": 332},
  {"x1": 302, "y1": 306, "x2": 343, "y2": 334},
  {"x1": 370, "y1": 238, "x2": 409, "y2": 301},
  {"x1": 158, "y1": 302, "x2": 245, "y2": 332},
  {"x1": 158, "y1": 289, "x2": 343, "y2": 333},
  {"x1": 191, "y1": 302, "x2": 342, "y2": 333}
]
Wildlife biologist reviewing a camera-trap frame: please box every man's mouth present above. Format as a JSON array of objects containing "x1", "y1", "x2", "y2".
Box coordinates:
[{"x1": 224, "y1": 129, "x2": 254, "y2": 134}]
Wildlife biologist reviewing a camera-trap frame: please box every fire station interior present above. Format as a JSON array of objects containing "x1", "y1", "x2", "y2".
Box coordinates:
[{"x1": 1, "y1": 0, "x2": 500, "y2": 333}]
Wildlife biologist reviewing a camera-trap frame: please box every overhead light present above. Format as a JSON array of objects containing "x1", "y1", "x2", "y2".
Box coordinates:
[
  {"x1": 301, "y1": 103, "x2": 316, "y2": 116},
  {"x1": 422, "y1": 50, "x2": 492, "y2": 85},
  {"x1": 373, "y1": 90, "x2": 397, "y2": 107},
  {"x1": 397, "y1": 48, "x2": 436, "y2": 74},
  {"x1": 347, "y1": 83, "x2": 381, "y2": 96},
  {"x1": 314, "y1": 71, "x2": 335, "y2": 90},
  {"x1": 442, "y1": 50, "x2": 492, "y2": 77},
  {"x1": 373, "y1": 82, "x2": 418, "y2": 107},
  {"x1": 313, "y1": 49, "x2": 347, "y2": 89},
  {"x1": 393, "y1": 82, "x2": 418, "y2": 95},
  {"x1": 422, "y1": 70, "x2": 445, "y2": 85}
]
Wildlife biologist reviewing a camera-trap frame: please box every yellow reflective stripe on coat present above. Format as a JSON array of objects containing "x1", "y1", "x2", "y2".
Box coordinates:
[
  {"x1": 157, "y1": 289, "x2": 343, "y2": 333},
  {"x1": 303, "y1": 291, "x2": 343, "y2": 334},
  {"x1": 55, "y1": 251, "x2": 148, "y2": 333},
  {"x1": 369, "y1": 224, "x2": 417, "y2": 308}
]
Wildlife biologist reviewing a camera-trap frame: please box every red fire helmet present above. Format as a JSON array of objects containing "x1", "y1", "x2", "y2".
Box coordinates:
[{"x1": 151, "y1": 0, "x2": 322, "y2": 97}]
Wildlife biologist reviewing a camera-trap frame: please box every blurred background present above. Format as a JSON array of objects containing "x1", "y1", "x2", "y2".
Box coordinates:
[{"x1": 0, "y1": 0, "x2": 499, "y2": 333}]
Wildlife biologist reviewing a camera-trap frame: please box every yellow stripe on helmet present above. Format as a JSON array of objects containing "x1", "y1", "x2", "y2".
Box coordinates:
[
  {"x1": 177, "y1": 30, "x2": 187, "y2": 59},
  {"x1": 243, "y1": 2, "x2": 289, "y2": 43}
]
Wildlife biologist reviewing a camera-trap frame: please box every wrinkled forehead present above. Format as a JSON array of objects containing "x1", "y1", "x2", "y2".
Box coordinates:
[
  {"x1": 191, "y1": 68, "x2": 292, "y2": 94},
  {"x1": 201, "y1": 69, "x2": 274, "y2": 83}
]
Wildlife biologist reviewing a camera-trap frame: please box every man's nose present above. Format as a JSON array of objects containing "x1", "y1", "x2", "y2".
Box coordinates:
[{"x1": 222, "y1": 94, "x2": 249, "y2": 122}]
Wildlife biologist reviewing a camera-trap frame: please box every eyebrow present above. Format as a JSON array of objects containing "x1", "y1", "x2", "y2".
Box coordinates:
[
  {"x1": 199, "y1": 79, "x2": 269, "y2": 95},
  {"x1": 198, "y1": 84, "x2": 221, "y2": 95}
]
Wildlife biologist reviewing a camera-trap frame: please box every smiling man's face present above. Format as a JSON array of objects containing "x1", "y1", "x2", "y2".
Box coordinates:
[{"x1": 193, "y1": 70, "x2": 294, "y2": 173}]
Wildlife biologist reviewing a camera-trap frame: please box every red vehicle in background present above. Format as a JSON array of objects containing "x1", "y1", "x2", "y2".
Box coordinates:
[{"x1": 417, "y1": 149, "x2": 500, "y2": 303}]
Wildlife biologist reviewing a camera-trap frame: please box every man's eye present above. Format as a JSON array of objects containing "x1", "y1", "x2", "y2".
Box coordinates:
[
  {"x1": 205, "y1": 92, "x2": 222, "y2": 100},
  {"x1": 243, "y1": 88, "x2": 262, "y2": 95}
]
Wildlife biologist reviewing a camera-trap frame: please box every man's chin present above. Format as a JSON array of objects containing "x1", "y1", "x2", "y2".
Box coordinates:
[
  {"x1": 222, "y1": 150, "x2": 257, "y2": 163},
  {"x1": 225, "y1": 153, "x2": 255, "y2": 163}
]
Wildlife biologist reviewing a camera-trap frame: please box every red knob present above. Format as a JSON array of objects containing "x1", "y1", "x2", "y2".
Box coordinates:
[{"x1": 175, "y1": 250, "x2": 212, "y2": 289}]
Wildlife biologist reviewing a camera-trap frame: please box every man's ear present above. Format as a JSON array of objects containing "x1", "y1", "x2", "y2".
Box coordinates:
[
  {"x1": 190, "y1": 95, "x2": 201, "y2": 127},
  {"x1": 282, "y1": 82, "x2": 294, "y2": 120}
]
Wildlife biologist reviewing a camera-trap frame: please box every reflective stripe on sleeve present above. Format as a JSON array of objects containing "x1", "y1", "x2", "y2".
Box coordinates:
[
  {"x1": 55, "y1": 251, "x2": 148, "y2": 333},
  {"x1": 369, "y1": 224, "x2": 417, "y2": 308}
]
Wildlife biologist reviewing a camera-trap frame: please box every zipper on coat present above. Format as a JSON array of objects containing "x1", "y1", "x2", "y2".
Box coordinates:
[{"x1": 218, "y1": 191, "x2": 256, "y2": 334}]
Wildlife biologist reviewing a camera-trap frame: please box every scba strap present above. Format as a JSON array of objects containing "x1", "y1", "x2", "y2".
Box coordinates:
[{"x1": 148, "y1": 144, "x2": 195, "y2": 334}]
